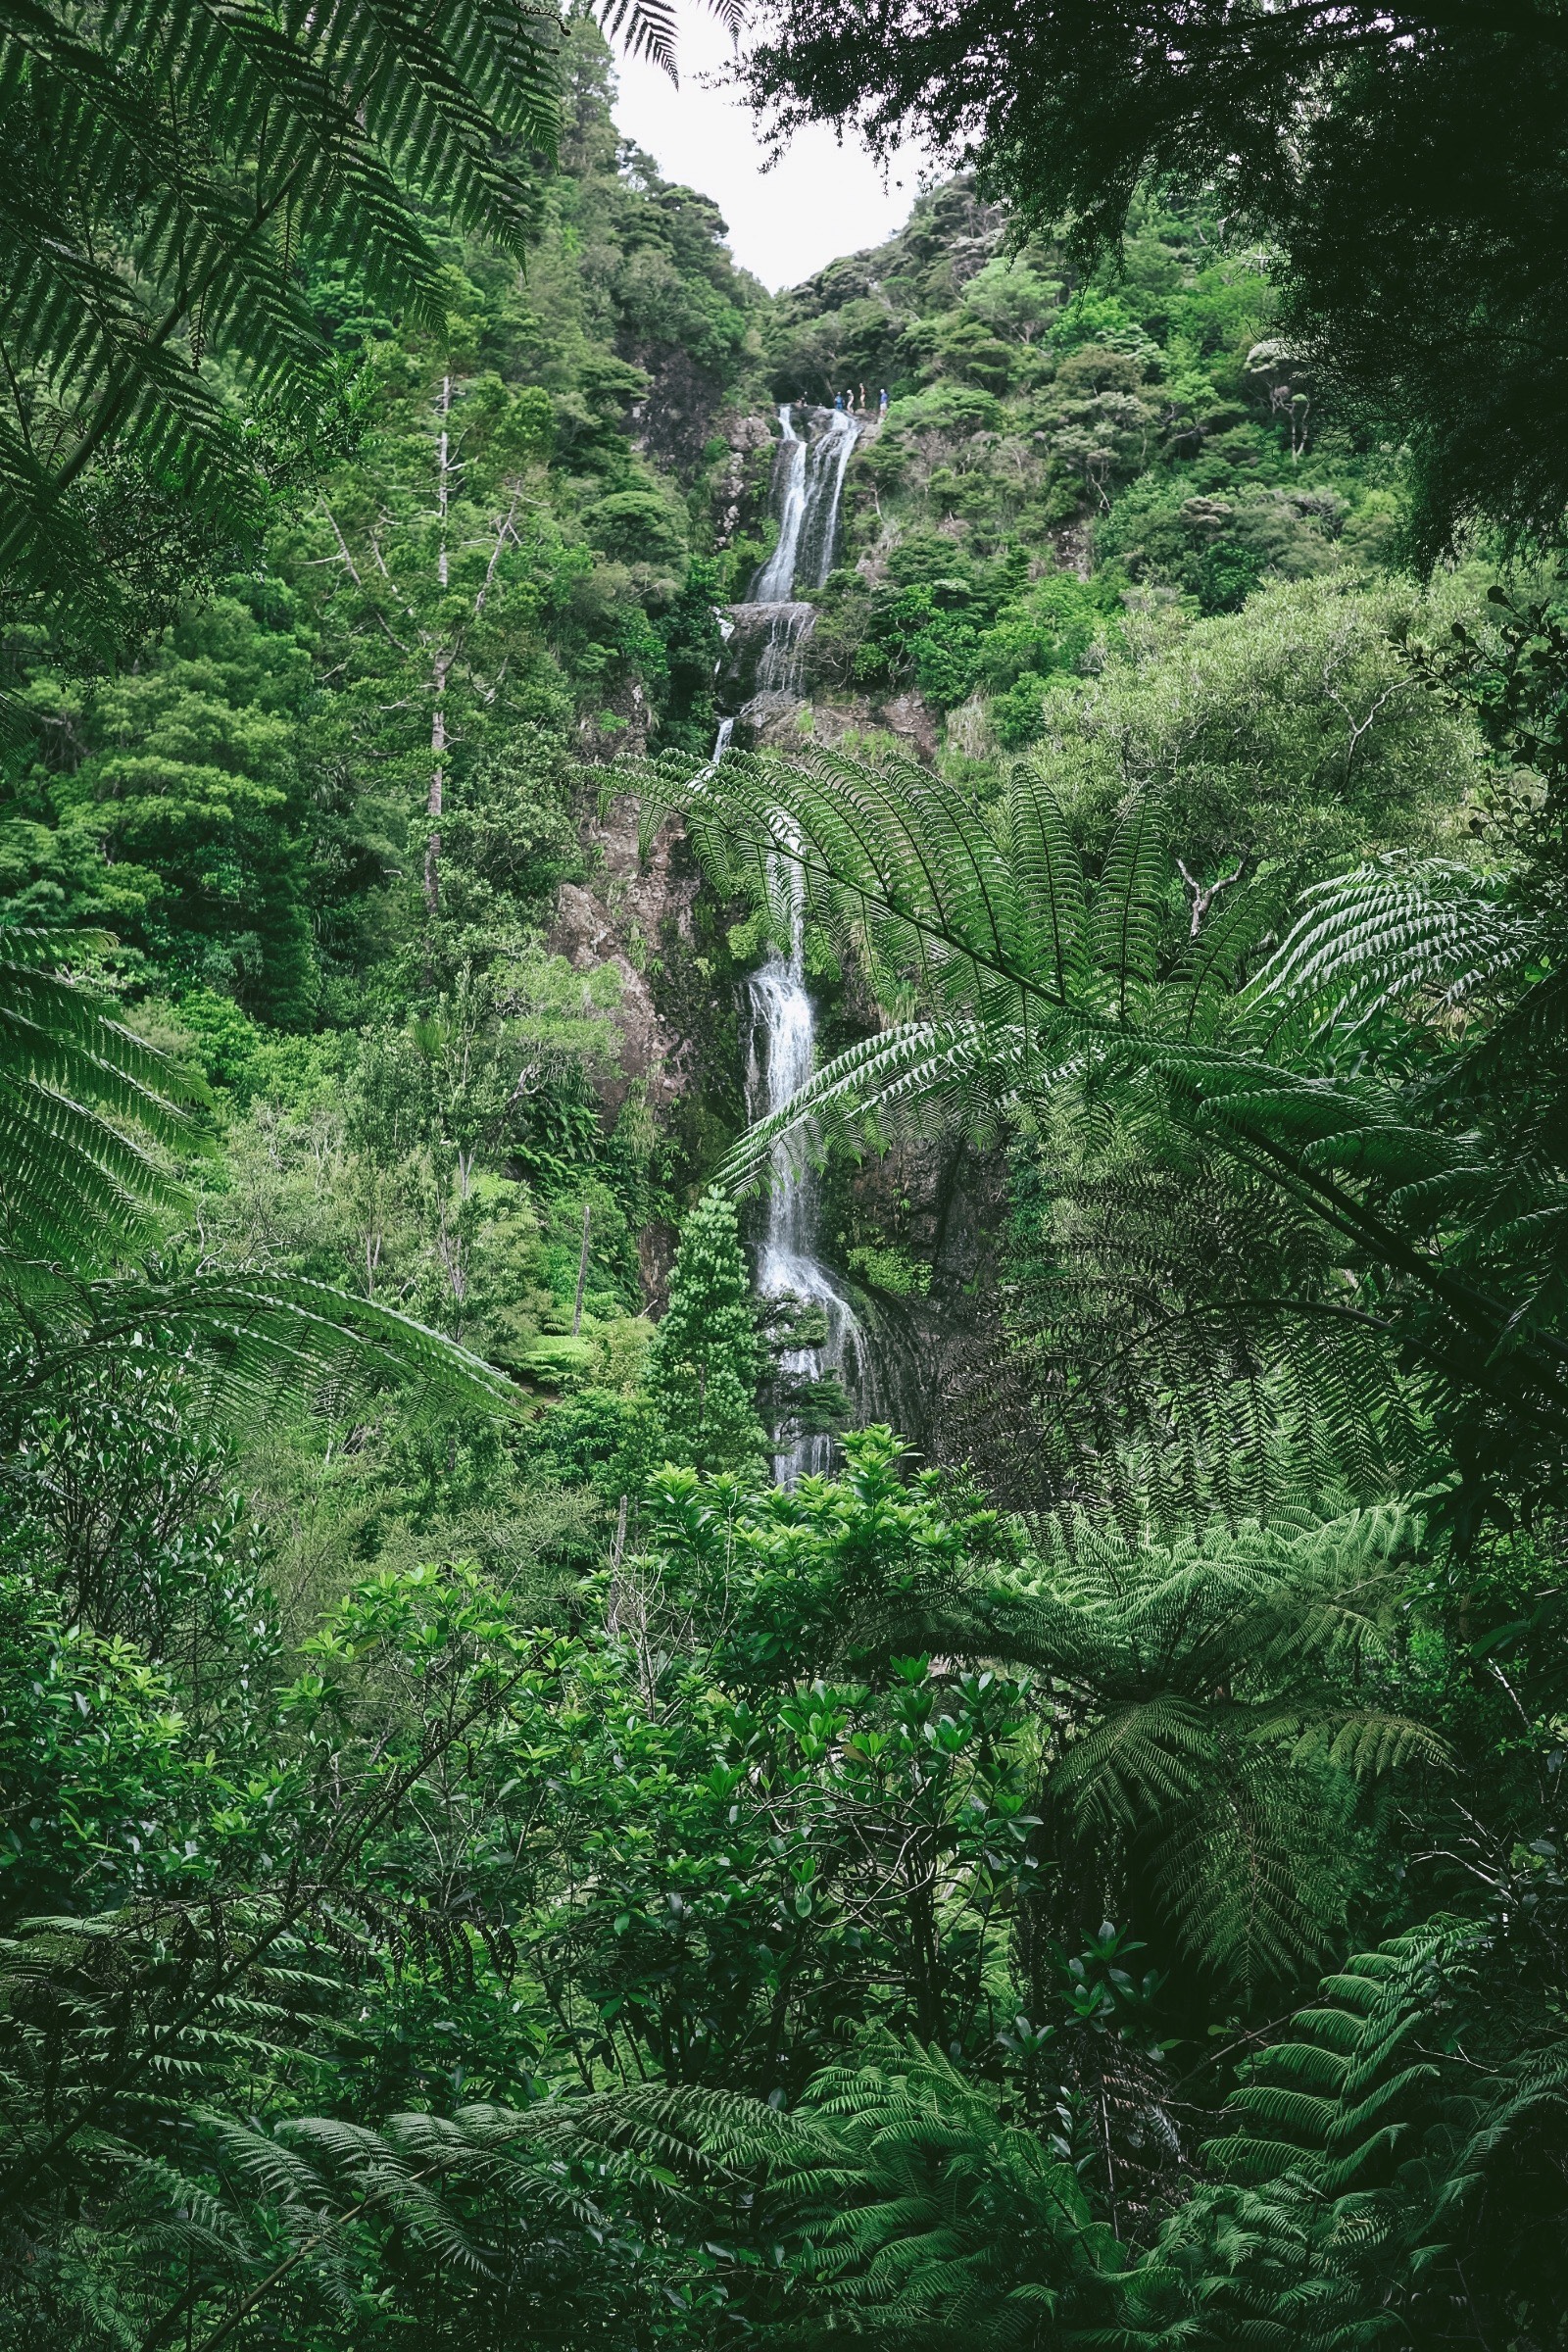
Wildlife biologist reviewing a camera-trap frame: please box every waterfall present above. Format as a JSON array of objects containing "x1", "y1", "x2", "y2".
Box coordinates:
[
  {"x1": 749, "y1": 407, "x2": 808, "y2": 603},
  {"x1": 747, "y1": 858, "x2": 868, "y2": 1485},
  {"x1": 709, "y1": 401, "x2": 866, "y2": 1483},
  {"x1": 728, "y1": 405, "x2": 860, "y2": 723},
  {"x1": 791, "y1": 408, "x2": 859, "y2": 593},
  {"x1": 754, "y1": 603, "x2": 814, "y2": 697}
]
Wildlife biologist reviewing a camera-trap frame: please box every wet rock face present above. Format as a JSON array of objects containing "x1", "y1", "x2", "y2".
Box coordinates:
[
  {"x1": 739, "y1": 689, "x2": 942, "y2": 761},
  {"x1": 710, "y1": 413, "x2": 776, "y2": 552},
  {"x1": 823, "y1": 1132, "x2": 1007, "y2": 1458},
  {"x1": 548, "y1": 795, "x2": 698, "y2": 1118},
  {"x1": 716, "y1": 600, "x2": 818, "y2": 730}
]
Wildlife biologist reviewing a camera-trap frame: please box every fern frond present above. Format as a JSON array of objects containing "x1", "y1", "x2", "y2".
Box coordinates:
[
  {"x1": 0, "y1": 939, "x2": 518, "y2": 1423},
  {"x1": 0, "y1": 0, "x2": 560, "y2": 634}
]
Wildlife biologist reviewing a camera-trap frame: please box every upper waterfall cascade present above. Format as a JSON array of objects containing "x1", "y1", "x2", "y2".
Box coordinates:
[
  {"x1": 749, "y1": 404, "x2": 859, "y2": 605},
  {"x1": 719, "y1": 406, "x2": 860, "y2": 730},
  {"x1": 713, "y1": 404, "x2": 868, "y2": 1484}
]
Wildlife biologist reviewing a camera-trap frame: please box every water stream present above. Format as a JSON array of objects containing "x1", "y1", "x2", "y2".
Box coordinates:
[{"x1": 714, "y1": 404, "x2": 866, "y2": 1483}]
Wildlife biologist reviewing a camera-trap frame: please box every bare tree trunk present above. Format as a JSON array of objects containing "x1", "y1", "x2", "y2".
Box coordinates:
[
  {"x1": 1176, "y1": 855, "x2": 1247, "y2": 938},
  {"x1": 572, "y1": 1200, "x2": 593, "y2": 1337},
  {"x1": 425, "y1": 373, "x2": 453, "y2": 916},
  {"x1": 436, "y1": 371, "x2": 451, "y2": 588},
  {"x1": 425, "y1": 651, "x2": 449, "y2": 914}
]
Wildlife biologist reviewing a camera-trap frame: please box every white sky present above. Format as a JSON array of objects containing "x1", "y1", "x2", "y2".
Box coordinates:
[{"x1": 610, "y1": 2, "x2": 930, "y2": 293}]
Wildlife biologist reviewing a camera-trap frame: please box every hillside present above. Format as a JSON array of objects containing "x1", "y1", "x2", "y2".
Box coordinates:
[{"x1": 742, "y1": 182, "x2": 1404, "y2": 752}]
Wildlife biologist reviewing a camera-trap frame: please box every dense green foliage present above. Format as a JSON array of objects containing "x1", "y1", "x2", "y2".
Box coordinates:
[
  {"x1": 775, "y1": 184, "x2": 1401, "y2": 674},
  {"x1": 2, "y1": 16, "x2": 1568, "y2": 2352},
  {"x1": 642, "y1": 1189, "x2": 767, "y2": 1472}
]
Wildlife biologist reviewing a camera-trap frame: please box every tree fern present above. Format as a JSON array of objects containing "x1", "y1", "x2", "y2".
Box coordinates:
[
  {"x1": 0, "y1": 929, "x2": 202, "y2": 1265},
  {"x1": 644, "y1": 744, "x2": 1568, "y2": 1523},
  {"x1": 1162, "y1": 1927, "x2": 1568, "y2": 2347},
  {"x1": 596, "y1": 1944, "x2": 1568, "y2": 2348},
  {"x1": 938, "y1": 1141, "x2": 1417, "y2": 1524},
  {"x1": 604, "y1": 2038, "x2": 1138, "y2": 2347},
  {"x1": 87, "y1": 2087, "x2": 731, "y2": 2347},
  {"x1": 0, "y1": 932, "x2": 515, "y2": 1420},
  {"x1": 858, "y1": 1500, "x2": 1443, "y2": 1999}
]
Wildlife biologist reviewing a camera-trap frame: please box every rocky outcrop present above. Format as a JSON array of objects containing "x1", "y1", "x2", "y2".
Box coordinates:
[
  {"x1": 574, "y1": 676, "x2": 654, "y2": 764},
  {"x1": 879, "y1": 691, "x2": 942, "y2": 762},
  {"x1": 710, "y1": 413, "x2": 776, "y2": 553},
  {"x1": 626, "y1": 346, "x2": 734, "y2": 480},
  {"x1": 549, "y1": 794, "x2": 699, "y2": 1117}
]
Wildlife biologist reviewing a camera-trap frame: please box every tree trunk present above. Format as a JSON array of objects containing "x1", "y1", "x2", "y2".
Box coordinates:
[
  {"x1": 425, "y1": 372, "x2": 453, "y2": 915},
  {"x1": 425, "y1": 650, "x2": 449, "y2": 914},
  {"x1": 572, "y1": 1200, "x2": 592, "y2": 1336}
]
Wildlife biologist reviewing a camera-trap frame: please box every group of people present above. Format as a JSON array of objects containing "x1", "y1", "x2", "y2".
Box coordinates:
[{"x1": 829, "y1": 385, "x2": 890, "y2": 417}]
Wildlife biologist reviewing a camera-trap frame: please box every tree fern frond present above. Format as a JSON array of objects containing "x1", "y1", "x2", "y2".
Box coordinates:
[
  {"x1": 0, "y1": 938, "x2": 519, "y2": 1423},
  {"x1": 595, "y1": 0, "x2": 679, "y2": 74},
  {"x1": 1055, "y1": 1694, "x2": 1219, "y2": 1830},
  {"x1": 1250, "y1": 858, "x2": 1529, "y2": 1036},
  {"x1": 1004, "y1": 760, "x2": 1090, "y2": 1002},
  {"x1": 0, "y1": 0, "x2": 561, "y2": 637},
  {"x1": 1093, "y1": 787, "x2": 1171, "y2": 1014}
]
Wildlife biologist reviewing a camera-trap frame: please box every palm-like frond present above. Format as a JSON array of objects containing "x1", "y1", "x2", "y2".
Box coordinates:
[
  {"x1": 3, "y1": 1263, "x2": 514, "y2": 1423},
  {"x1": 633, "y1": 2037, "x2": 1132, "y2": 2344},
  {"x1": 0, "y1": 0, "x2": 560, "y2": 637},
  {"x1": 1158, "y1": 1928, "x2": 1568, "y2": 2348},
  {"x1": 1250, "y1": 858, "x2": 1530, "y2": 1036},
  {"x1": 104, "y1": 2083, "x2": 758, "y2": 2346},
  {"x1": 855, "y1": 1500, "x2": 1438, "y2": 1995},
  {"x1": 0, "y1": 928, "x2": 204, "y2": 1267},
  {"x1": 594, "y1": 0, "x2": 746, "y2": 79}
]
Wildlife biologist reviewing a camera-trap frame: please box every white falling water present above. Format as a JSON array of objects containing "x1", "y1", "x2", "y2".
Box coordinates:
[
  {"x1": 747, "y1": 859, "x2": 868, "y2": 1483},
  {"x1": 750, "y1": 406, "x2": 808, "y2": 602},
  {"x1": 748, "y1": 405, "x2": 859, "y2": 605},
  {"x1": 754, "y1": 603, "x2": 815, "y2": 696},
  {"x1": 740, "y1": 407, "x2": 861, "y2": 728},
  {"x1": 718, "y1": 402, "x2": 866, "y2": 1484}
]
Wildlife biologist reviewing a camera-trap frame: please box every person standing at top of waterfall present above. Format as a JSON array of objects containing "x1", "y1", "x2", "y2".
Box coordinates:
[
  {"x1": 858, "y1": 382, "x2": 866, "y2": 410},
  {"x1": 879, "y1": 386, "x2": 889, "y2": 416},
  {"x1": 834, "y1": 392, "x2": 844, "y2": 411}
]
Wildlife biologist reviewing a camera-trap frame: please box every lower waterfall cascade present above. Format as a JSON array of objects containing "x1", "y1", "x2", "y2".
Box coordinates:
[{"x1": 746, "y1": 861, "x2": 870, "y2": 1484}]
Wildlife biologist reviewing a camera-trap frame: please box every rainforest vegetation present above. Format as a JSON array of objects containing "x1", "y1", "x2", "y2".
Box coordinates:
[{"x1": 1, "y1": 0, "x2": 1566, "y2": 2342}]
